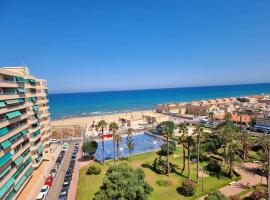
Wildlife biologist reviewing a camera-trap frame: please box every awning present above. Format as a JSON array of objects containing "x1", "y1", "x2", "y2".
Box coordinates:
[
  {"x1": 32, "y1": 130, "x2": 40, "y2": 137},
  {"x1": 25, "y1": 166, "x2": 33, "y2": 177},
  {"x1": 5, "y1": 99, "x2": 20, "y2": 105},
  {"x1": 6, "y1": 110, "x2": 22, "y2": 119},
  {"x1": 15, "y1": 76, "x2": 25, "y2": 82},
  {"x1": 14, "y1": 155, "x2": 24, "y2": 167},
  {"x1": 255, "y1": 124, "x2": 270, "y2": 130},
  {"x1": 35, "y1": 113, "x2": 41, "y2": 119},
  {"x1": 32, "y1": 105, "x2": 39, "y2": 111},
  {"x1": 0, "y1": 152, "x2": 13, "y2": 168},
  {"x1": 0, "y1": 101, "x2": 6, "y2": 108},
  {"x1": 29, "y1": 79, "x2": 36, "y2": 83},
  {"x1": 0, "y1": 127, "x2": 9, "y2": 136},
  {"x1": 14, "y1": 175, "x2": 27, "y2": 192},
  {"x1": 36, "y1": 145, "x2": 44, "y2": 154},
  {"x1": 9, "y1": 132, "x2": 22, "y2": 143},
  {"x1": 21, "y1": 129, "x2": 28, "y2": 136},
  {"x1": 0, "y1": 166, "x2": 11, "y2": 179},
  {"x1": 0, "y1": 177, "x2": 15, "y2": 199},
  {"x1": 0, "y1": 140, "x2": 11, "y2": 149},
  {"x1": 17, "y1": 88, "x2": 26, "y2": 93},
  {"x1": 18, "y1": 98, "x2": 25, "y2": 103},
  {"x1": 29, "y1": 97, "x2": 37, "y2": 102}
]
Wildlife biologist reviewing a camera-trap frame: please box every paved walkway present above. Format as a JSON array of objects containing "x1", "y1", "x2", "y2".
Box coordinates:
[
  {"x1": 197, "y1": 163, "x2": 266, "y2": 199},
  {"x1": 17, "y1": 144, "x2": 61, "y2": 200},
  {"x1": 219, "y1": 163, "x2": 266, "y2": 197}
]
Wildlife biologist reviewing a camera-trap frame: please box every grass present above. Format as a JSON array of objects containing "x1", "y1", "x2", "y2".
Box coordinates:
[{"x1": 76, "y1": 147, "x2": 236, "y2": 200}]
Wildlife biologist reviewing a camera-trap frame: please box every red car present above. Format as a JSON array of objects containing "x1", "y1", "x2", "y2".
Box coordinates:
[{"x1": 44, "y1": 175, "x2": 53, "y2": 187}]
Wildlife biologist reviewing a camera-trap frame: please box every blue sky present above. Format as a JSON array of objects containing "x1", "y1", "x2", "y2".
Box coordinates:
[{"x1": 0, "y1": 0, "x2": 269, "y2": 93}]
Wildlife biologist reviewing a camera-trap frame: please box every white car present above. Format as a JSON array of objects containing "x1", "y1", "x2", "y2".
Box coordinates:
[
  {"x1": 37, "y1": 185, "x2": 49, "y2": 199},
  {"x1": 36, "y1": 193, "x2": 46, "y2": 200}
]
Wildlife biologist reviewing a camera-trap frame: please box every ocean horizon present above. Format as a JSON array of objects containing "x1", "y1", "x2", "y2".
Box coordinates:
[{"x1": 48, "y1": 83, "x2": 270, "y2": 119}]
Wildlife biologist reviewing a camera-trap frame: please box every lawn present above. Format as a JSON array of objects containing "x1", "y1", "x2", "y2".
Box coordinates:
[{"x1": 77, "y1": 147, "x2": 235, "y2": 200}]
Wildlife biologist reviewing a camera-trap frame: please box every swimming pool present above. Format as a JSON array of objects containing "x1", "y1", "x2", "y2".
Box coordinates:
[{"x1": 95, "y1": 133, "x2": 163, "y2": 161}]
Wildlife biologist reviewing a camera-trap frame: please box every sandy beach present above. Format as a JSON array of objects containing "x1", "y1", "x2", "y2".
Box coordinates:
[{"x1": 51, "y1": 110, "x2": 158, "y2": 127}]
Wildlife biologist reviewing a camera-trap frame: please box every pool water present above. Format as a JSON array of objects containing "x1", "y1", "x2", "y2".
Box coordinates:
[{"x1": 95, "y1": 133, "x2": 163, "y2": 161}]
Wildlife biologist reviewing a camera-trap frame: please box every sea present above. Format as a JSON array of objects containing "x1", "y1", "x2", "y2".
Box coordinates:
[{"x1": 48, "y1": 83, "x2": 270, "y2": 119}]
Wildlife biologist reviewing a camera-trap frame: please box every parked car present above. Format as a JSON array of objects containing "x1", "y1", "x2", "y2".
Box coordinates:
[
  {"x1": 49, "y1": 169, "x2": 57, "y2": 177},
  {"x1": 37, "y1": 185, "x2": 49, "y2": 200},
  {"x1": 62, "y1": 181, "x2": 70, "y2": 189},
  {"x1": 36, "y1": 193, "x2": 46, "y2": 200},
  {"x1": 44, "y1": 176, "x2": 54, "y2": 187},
  {"x1": 58, "y1": 188, "x2": 68, "y2": 200}
]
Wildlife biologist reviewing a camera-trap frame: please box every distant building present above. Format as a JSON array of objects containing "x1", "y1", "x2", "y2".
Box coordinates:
[{"x1": 0, "y1": 67, "x2": 51, "y2": 200}]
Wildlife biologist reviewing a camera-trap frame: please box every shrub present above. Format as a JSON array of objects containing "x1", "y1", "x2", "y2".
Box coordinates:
[
  {"x1": 82, "y1": 140, "x2": 98, "y2": 156},
  {"x1": 206, "y1": 159, "x2": 222, "y2": 176},
  {"x1": 156, "y1": 179, "x2": 172, "y2": 187},
  {"x1": 249, "y1": 189, "x2": 268, "y2": 200},
  {"x1": 178, "y1": 178, "x2": 196, "y2": 197},
  {"x1": 205, "y1": 191, "x2": 228, "y2": 200},
  {"x1": 160, "y1": 141, "x2": 176, "y2": 155},
  {"x1": 153, "y1": 157, "x2": 172, "y2": 174},
  {"x1": 86, "y1": 165, "x2": 101, "y2": 175},
  {"x1": 94, "y1": 163, "x2": 153, "y2": 200}
]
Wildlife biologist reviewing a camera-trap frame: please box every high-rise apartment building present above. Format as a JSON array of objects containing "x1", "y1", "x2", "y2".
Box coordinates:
[{"x1": 0, "y1": 67, "x2": 51, "y2": 200}]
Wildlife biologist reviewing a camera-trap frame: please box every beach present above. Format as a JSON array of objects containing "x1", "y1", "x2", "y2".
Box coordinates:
[{"x1": 52, "y1": 110, "x2": 157, "y2": 127}]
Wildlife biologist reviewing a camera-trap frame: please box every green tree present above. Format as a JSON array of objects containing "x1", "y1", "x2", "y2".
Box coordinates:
[
  {"x1": 226, "y1": 142, "x2": 241, "y2": 178},
  {"x1": 114, "y1": 133, "x2": 122, "y2": 161},
  {"x1": 218, "y1": 123, "x2": 236, "y2": 158},
  {"x1": 237, "y1": 131, "x2": 250, "y2": 161},
  {"x1": 109, "y1": 122, "x2": 119, "y2": 163},
  {"x1": 205, "y1": 191, "x2": 228, "y2": 200},
  {"x1": 126, "y1": 130, "x2": 135, "y2": 162},
  {"x1": 97, "y1": 120, "x2": 107, "y2": 163},
  {"x1": 82, "y1": 140, "x2": 98, "y2": 156},
  {"x1": 94, "y1": 163, "x2": 153, "y2": 200},
  {"x1": 161, "y1": 121, "x2": 175, "y2": 176},
  {"x1": 186, "y1": 136, "x2": 195, "y2": 178},
  {"x1": 178, "y1": 123, "x2": 189, "y2": 174},
  {"x1": 208, "y1": 112, "x2": 214, "y2": 121},
  {"x1": 224, "y1": 112, "x2": 232, "y2": 122},
  {"x1": 257, "y1": 134, "x2": 270, "y2": 188},
  {"x1": 194, "y1": 125, "x2": 204, "y2": 182}
]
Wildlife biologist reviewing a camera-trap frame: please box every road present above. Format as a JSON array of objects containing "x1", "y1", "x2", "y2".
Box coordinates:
[{"x1": 47, "y1": 143, "x2": 74, "y2": 200}]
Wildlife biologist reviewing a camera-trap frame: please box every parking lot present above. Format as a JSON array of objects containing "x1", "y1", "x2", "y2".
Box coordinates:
[{"x1": 35, "y1": 141, "x2": 79, "y2": 200}]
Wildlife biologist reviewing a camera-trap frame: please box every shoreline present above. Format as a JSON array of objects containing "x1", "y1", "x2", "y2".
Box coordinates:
[{"x1": 51, "y1": 92, "x2": 269, "y2": 124}]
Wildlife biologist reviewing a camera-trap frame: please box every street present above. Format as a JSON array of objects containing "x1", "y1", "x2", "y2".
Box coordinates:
[{"x1": 46, "y1": 143, "x2": 75, "y2": 200}]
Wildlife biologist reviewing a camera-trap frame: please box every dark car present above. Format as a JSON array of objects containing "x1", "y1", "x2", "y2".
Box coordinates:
[{"x1": 62, "y1": 181, "x2": 70, "y2": 189}]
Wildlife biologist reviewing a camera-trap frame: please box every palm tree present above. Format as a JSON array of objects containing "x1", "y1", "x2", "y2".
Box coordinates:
[
  {"x1": 237, "y1": 131, "x2": 250, "y2": 161},
  {"x1": 162, "y1": 124, "x2": 174, "y2": 176},
  {"x1": 226, "y1": 142, "x2": 240, "y2": 178},
  {"x1": 126, "y1": 129, "x2": 135, "y2": 162},
  {"x1": 97, "y1": 120, "x2": 107, "y2": 163},
  {"x1": 186, "y1": 136, "x2": 195, "y2": 179},
  {"x1": 178, "y1": 123, "x2": 188, "y2": 174},
  {"x1": 195, "y1": 125, "x2": 204, "y2": 183},
  {"x1": 114, "y1": 133, "x2": 122, "y2": 161},
  {"x1": 245, "y1": 110, "x2": 254, "y2": 132},
  {"x1": 109, "y1": 122, "x2": 119, "y2": 163},
  {"x1": 208, "y1": 112, "x2": 214, "y2": 121},
  {"x1": 218, "y1": 124, "x2": 235, "y2": 158},
  {"x1": 224, "y1": 112, "x2": 232, "y2": 122}
]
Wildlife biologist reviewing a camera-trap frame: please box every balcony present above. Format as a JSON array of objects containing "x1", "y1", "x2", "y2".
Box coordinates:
[
  {"x1": 0, "y1": 103, "x2": 27, "y2": 115},
  {"x1": 0, "y1": 123, "x2": 28, "y2": 142}
]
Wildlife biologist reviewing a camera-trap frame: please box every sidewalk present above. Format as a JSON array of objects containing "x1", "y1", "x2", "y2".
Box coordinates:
[
  {"x1": 17, "y1": 144, "x2": 61, "y2": 200},
  {"x1": 219, "y1": 163, "x2": 266, "y2": 197}
]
